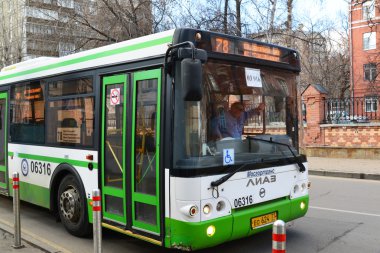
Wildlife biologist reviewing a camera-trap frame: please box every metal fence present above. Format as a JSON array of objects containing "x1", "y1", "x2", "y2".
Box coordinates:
[{"x1": 322, "y1": 97, "x2": 379, "y2": 124}]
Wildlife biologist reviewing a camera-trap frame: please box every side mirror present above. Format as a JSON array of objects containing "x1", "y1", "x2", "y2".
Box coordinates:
[{"x1": 181, "y1": 58, "x2": 202, "y2": 101}]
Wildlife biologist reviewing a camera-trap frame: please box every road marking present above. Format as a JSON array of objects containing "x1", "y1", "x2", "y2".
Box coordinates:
[
  {"x1": 310, "y1": 206, "x2": 380, "y2": 218},
  {"x1": 0, "y1": 217, "x2": 72, "y2": 253}
]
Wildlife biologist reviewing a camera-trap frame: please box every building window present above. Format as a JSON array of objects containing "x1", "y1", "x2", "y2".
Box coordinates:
[
  {"x1": 26, "y1": 6, "x2": 58, "y2": 21},
  {"x1": 363, "y1": 32, "x2": 376, "y2": 50},
  {"x1": 363, "y1": 0, "x2": 375, "y2": 20},
  {"x1": 10, "y1": 82, "x2": 45, "y2": 144},
  {"x1": 364, "y1": 63, "x2": 377, "y2": 81},
  {"x1": 365, "y1": 97, "x2": 378, "y2": 112},
  {"x1": 58, "y1": 42, "x2": 76, "y2": 56},
  {"x1": 58, "y1": 0, "x2": 74, "y2": 8}
]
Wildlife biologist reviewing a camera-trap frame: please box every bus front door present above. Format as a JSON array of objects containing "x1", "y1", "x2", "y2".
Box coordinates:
[
  {"x1": 101, "y1": 75, "x2": 128, "y2": 225},
  {"x1": 0, "y1": 92, "x2": 7, "y2": 192},
  {"x1": 131, "y1": 69, "x2": 162, "y2": 236}
]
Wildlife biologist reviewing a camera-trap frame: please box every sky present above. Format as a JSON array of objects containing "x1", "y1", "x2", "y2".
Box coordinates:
[{"x1": 295, "y1": 0, "x2": 348, "y2": 23}]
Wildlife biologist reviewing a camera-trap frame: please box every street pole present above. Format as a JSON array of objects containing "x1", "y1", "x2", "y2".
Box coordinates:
[
  {"x1": 12, "y1": 172, "x2": 23, "y2": 249},
  {"x1": 92, "y1": 189, "x2": 102, "y2": 253}
]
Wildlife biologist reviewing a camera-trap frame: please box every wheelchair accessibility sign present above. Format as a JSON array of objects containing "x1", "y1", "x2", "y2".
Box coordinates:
[{"x1": 223, "y1": 149, "x2": 234, "y2": 166}]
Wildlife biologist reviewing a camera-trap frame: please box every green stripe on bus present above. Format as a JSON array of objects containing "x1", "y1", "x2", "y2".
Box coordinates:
[
  {"x1": 0, "y1": 36, "x2": 172, "y2": 81},
  {"x1": 10, "y1": 180, "x2": 50, "y2": 209},
  {"x1": 9, "y1": 152, "x2": 98, "y2": 169}
]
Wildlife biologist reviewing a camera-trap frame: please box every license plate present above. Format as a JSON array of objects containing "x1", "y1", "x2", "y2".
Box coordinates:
[{"x1": 251, "y1": 212, "x2": 278, "y2": 229}]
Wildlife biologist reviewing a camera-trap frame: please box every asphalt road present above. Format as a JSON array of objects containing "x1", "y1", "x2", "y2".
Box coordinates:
[{"x1": 0, "y1": 175, "x2": 379, "y2": 253}]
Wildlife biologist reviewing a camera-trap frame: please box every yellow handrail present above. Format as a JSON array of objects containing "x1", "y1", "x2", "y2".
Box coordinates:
[{"x1": 106, "y1": 141, "x2": 123, "y2": 173}]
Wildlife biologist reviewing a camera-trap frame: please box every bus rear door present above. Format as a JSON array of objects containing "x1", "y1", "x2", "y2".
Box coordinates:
[
  {"x1": 0, "y1": 92, "x2": 7, "y2": 193},
  {"x1": 102, "y1": 75, "x2": 128, "y2": 224},
  {"x1": 101, "y1": 69, "x2": 162, "y2": 239}
]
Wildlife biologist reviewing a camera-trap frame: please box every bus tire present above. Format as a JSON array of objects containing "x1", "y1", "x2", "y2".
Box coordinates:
[{"x1": 57, "y1": 174, "x2": 91, "y2": 237}]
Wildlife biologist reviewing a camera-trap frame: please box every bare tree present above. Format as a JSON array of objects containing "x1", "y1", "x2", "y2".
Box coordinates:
[
  {"x1": 285, "y1": 0, "x2": 294, "y2": 47},
  {"x1": 299, "y1": 26, "x2": 350, "y2": 98},
  {"x1": 152, "y1": 0, "x2": 178, "y2": 32},
  {"x1": 247, "y1": 0, "x2": 281, "y2": 43},
  {"x1": 0, "y1": 1, "x2": 25, "y2": 69},
  {"x1": 235, "y1": 0, "x2": 242, "y2": 36},
  {"x1": 67, "y1": 0, "x2": 153, "y2": 48},
  {"x1": 224, "y1": 0, "x2": 229, "y2": 33}
]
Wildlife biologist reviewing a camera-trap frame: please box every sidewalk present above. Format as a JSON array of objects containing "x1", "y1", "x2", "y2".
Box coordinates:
[
  {"x1": 0, "y1": 220, "x2": 62, "y2": 253},
  {"x1": 0, "y1": 228, "x2": 47, "y2": 253},
  {"x1": 308, "y1": 156, "x2": 380, "y2": 180}
]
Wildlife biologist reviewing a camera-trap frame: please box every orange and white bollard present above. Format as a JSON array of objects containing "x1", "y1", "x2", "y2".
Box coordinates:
[
  {"x1": 272, "y1": 220, "x2": 286, "y2": 253},
  {"x1": 92, "y1": 189, "x2": 102, "y2": 253}
]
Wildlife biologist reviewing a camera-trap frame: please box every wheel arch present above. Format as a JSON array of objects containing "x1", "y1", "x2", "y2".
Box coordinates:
[{"x1": 49, "y1": 163, "x2": 86, "y2": 214}]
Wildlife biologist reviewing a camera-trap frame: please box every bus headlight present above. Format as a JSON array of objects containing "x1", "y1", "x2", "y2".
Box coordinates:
[
  {"x1": 203, "y1": 204, "x2": 211, "y2": 215},
  {"x1": 206, "y1": 225, "x2": 216, "y2": 237},
  {"x1": 300, "y1": 201, "x2": 306, "y2": 210}
]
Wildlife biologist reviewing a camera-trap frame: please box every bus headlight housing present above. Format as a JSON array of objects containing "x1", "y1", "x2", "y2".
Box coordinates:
[
  {"x1": 189, "y1": 205, "x2": 198, "y2": 216},
  {"x1": 180, "y1": 204, "x2": 199, "y2": 218},
  {"x1": 203, "y1": 204, "x2": 211, "y2": 215},
  {"x1": 216, "y1": 201, "x2": 225, "y2": 211}
]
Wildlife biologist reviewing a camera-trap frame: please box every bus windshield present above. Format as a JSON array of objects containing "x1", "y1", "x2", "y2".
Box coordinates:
[{"x1": 173, "y1": 59, "x2": 299, "y2": 169}]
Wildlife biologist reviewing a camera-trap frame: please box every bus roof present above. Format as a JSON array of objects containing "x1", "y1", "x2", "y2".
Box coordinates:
[
  {"x1": 0, "y1": 29, "x2": 175, "y2": 85},
  {"x1": 0, "y1": 28, "x2": 300, "y2": 85}
]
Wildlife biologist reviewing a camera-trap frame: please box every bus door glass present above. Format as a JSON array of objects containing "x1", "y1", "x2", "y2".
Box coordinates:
[
  {"x1": 131, "y1": 69, "x2": 161, "y2": 235},
  {"x1": 101, "y1": 75, "x2": 127, "y2": 224},
  {"x1": 0, "y1": 92, "x2": 7, "y2": 190}
]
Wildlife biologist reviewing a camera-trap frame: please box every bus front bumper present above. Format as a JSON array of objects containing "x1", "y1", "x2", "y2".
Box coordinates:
[{"x1": 165, "y1": 195, "x2": 309, "y2": 251}]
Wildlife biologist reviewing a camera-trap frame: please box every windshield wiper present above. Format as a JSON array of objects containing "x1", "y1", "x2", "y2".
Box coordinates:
[
  {"x1": 210, "y1": 163, "x2": 248, "y2": 188},
  {"x1": 247, "y1": 136, "x2": 306, "y2": 173}
]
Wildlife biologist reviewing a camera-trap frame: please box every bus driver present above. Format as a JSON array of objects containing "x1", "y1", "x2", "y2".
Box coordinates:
[{"x1": 213, "y1": 102, "x2": 265, "y2": 139}]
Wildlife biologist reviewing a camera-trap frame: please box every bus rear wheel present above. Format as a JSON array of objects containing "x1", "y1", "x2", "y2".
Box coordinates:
[{"x1": 58, "y1": 174, "x2": 90, "y2": 237}]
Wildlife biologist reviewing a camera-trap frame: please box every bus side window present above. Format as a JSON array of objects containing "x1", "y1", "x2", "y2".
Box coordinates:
[
  {"x1": 10, "y1": 82, "x2": 45, "y2": 144},
  {"x1": 46, "y1": 77, "x2": 94, "y2": 147},
  {"x1": 47, "y1": 98, "x2": 94, "y2": 147}
]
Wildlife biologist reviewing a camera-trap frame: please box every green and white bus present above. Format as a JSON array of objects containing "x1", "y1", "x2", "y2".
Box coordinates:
[{"x1": 0, "y1": 28, "x2": 308, "y2": 250}]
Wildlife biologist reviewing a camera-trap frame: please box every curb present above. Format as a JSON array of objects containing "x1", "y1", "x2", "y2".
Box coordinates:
[{"x1": 309, "y1": 170, "x2": 380, "y2": 181}]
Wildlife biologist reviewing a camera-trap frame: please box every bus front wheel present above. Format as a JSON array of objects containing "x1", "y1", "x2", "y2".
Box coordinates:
[{"x1": 58, "y1": 174, "x2": 90, "y2": 237}]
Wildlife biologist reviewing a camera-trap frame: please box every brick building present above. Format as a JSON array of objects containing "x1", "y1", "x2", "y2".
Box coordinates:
[{"x1": 350, "y1": 0, "x2": 380, "y2": 112}]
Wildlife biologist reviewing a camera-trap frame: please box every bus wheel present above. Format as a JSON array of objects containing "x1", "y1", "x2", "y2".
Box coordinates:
[{"x1": 58, "y1": 175, "x2": 90, "y2": 237}]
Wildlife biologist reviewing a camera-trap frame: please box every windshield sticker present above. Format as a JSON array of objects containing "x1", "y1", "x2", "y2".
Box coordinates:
[
  {"x1": 223, "y1": 149, "x2": 234, "y2": 166},
  {"x1": 245, "y1": 68, "x2": 262, "y2": 88}
]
